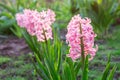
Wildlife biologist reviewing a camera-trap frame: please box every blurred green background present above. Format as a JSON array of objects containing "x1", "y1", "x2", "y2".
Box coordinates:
[{"x1": 0, "y1": 0, "x2": 120, "y2": 80}]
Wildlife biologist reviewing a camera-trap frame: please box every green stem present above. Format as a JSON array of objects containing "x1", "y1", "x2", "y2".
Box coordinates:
[
  {"x1": 80, "y1": 24, "x2": 85, "y2": 67},
  {"x1": 79, "y1": 23, "x2": 85, "y2": 80},
  {"x1": 42, "y1": 28, "x2": 49, "y2": 58}
]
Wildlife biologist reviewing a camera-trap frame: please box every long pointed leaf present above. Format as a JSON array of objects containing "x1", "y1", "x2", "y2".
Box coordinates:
[
  {"x1": 82, "y1": 56, "x2": 89, "y2": 80},
  {"x1": 62, "y1": 62, "x2": 73, "y2": 80},
  {"x1": 101, "y1": 62, "x2": 111, "y2": 80},
  {"x1": 107, "y1": 65, "x2": 117, "y2": 80},
  {"x1": 74, "y1": 60, "x2": 82, "y2": 76},
  {"x1": 0, "y1": 3, "x2": 16, "y2": 14},
  {"x1": 35, "y1": 53, "x2": 50, "y2": 80},
  {"x1": 44, "y1": 58, "x2": 60, "y2": 80},
  {"x1": 66, "y1": 58, "x2": 76, "y2": 80}
]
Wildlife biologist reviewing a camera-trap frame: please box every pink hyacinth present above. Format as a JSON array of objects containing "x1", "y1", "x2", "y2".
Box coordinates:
[
  {"x1": 66, "y1": 14, "x2": 98, "y2": 61},
  {"x1": 16, "y1": 9, "x2": 55, "y2": 42}
]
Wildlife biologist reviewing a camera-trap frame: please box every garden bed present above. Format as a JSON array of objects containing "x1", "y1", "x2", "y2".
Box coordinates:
[{"x1": 0, "y1": 26, "x2": 120, "y2": 80}]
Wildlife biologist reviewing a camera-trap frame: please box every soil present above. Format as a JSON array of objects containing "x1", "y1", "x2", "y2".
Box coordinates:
[{"x1": 0, "y1": 35, "x2": 31, "y2": 56}]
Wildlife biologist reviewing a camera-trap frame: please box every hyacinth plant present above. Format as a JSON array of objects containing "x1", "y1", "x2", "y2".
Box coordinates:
[
  {"x1": 66, "y1": 15, "x2": 98, "y2": 80},
  {"x1": 16, "y1": 9, "x2": 116, "y2": 80}
]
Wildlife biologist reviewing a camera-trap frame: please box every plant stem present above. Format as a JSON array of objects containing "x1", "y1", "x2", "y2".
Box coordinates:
[
  {"x1": 79, "y1": 23, "x2": 85, "y2": 80},
  {"x1": 42, "y1": 28, "x2": 49, "y2": 57}
]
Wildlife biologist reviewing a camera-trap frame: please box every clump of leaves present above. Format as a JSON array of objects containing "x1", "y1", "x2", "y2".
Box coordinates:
[{"x1": 88, "y1": 0, "x2": 120, "y2": 38}]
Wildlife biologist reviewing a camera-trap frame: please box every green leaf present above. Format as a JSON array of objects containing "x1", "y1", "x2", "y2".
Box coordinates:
[
  {"x1": 10, "y1": 24, "x2": 22, "y2": 38},
  {"x1": 66, "y1": 58, "x2": 76, "y2": 80},
  {"x1": 0, "y1": 12, "x2": 13, "y2": 19},
  {"x1": 21, "y1": 29, "x2": 34, "y2": 51},
  {"x1": 29, "y1": 0, "x2": 37, "y2": 9},
  {"x1": 101, "y1": 62, "x2": 111, "y2": 80},
  {"x1": 107, "y1": 65, "x2": 117, "y2": 80},
  {"x1": 0, "y1": 2, "x2": 16, "y2": 14},
  {"x1": 82, "y1": 56, "x2": 89, "y2": 80},
  {"x1": 31, "y1": 37, "x2": 43, "y2": 59},
  {"x1": 52, "y1": 28, "x2": 62, "y2": 74},
  {"x1": 34, "y1": 53, "x2": 50, "y2": 80},
  {"x1": 56, "y1": 41, "x2": 62, "y2": 72},
  {"x1": 74, "y1": 60, "x2": 82, "y2": 76},
  {"x1": 0, "y1": 19, "x2": 15, "y2": 31},
  {"x1": 107, "y1": 54, "x2": 111, "y2": 64},
  {"x1": 43, "y1": 42, "x2": 60, "y2": 80},
  {"x1": 62, "y1": 62, "x2": 75, "y2": 80},
  {"x1": 22, "y1": 31, "x2": 42, "y2": 59},
  {"x1": 44, "y1": 58, "x2": 60, "y2": 80}
]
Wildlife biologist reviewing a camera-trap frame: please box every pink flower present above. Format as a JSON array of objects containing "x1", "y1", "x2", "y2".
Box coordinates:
[
  {"x1": 66, "y1": 14, "x2": 98, "y2": 61},
  {"x1": 16, "y1": 13, "x2": 25, "y2": 27},
  {"x1": 16, "y1": 9, "x2": 55, "y2": 42}
]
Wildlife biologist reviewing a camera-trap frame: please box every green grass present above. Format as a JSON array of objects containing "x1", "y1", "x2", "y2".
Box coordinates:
[
  {"x1": 0, "y1": 54, "x2": 37, "y2": 80},
  {"x1": 0, "y1": 56, "x2": 11, "y2": 64},
  {"x1": 4, "y1": 76, "x2": 26, "y2": 80}
]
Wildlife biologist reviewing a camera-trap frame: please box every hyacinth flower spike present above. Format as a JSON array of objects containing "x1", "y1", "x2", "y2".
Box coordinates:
[
  {"x1": 66, "y1": 14, "x2": 98, "y2": 80},
  {"x1": 16, "y1": 9, "x2": 55, "y2": 42},
  {"x1": 66, "y1": 14, "x2": 98, "y2": 61}
]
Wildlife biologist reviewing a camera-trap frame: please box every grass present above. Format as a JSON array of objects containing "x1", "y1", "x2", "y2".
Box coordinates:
[
  {"x1": 0, "y1": 26, "x2": 120, "y2": 80},
  {"x1": 0, "y1": 56, "x2": 11, "y2": 65},
  {"x1": 0, "y1": 54, "x2": 37, "y2": 80}
]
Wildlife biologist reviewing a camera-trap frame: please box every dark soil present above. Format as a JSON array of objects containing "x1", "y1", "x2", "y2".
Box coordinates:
[{"x1": 0, "y1": 35, "x2": 31, "y2": 56}]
